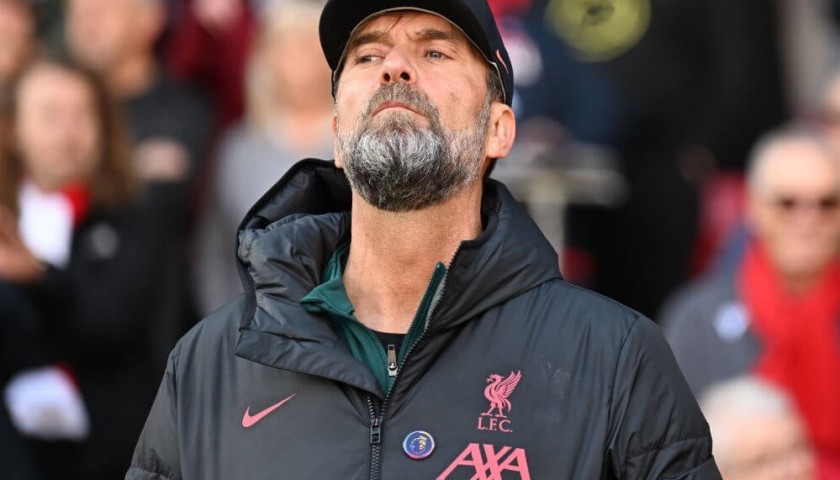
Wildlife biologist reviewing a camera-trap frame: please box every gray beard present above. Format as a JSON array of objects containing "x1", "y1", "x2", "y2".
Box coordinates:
[{"x1": 336, "y1": 84, "x2": 490, "y2": 212}]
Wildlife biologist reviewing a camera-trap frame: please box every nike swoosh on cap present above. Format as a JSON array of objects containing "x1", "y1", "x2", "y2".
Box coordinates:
[{"x1": 242, "y1": 394, "x2": 296, "y2": 428}]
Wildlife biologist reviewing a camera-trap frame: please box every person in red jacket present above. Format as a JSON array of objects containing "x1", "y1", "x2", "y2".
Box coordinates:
[{"x1": 663, "y1": 126, "x2": 840, "y2": 477}]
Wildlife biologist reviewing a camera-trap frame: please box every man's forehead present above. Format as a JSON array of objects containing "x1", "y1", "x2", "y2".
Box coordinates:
[
  {"x1": 759, "y1": 142, "x2": 840, "y2": 191},
  {"x1": 350, "y1": 11, "x2": 470, "y2": 47}
]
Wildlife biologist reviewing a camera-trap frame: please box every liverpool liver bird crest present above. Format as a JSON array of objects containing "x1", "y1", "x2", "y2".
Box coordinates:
[{"x1": 482, "y1": 371, "x2": 522, "y2": 418}]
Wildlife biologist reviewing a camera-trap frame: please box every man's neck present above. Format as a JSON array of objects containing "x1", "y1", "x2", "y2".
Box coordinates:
[
  {"x1": 342, "y1": 184, "x2": 484, "y2": 333},
  {"x1": 107, "y1": 54, "x2": 156, "y2": 99}
]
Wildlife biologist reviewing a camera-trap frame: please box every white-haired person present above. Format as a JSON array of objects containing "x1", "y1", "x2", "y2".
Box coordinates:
[{"x1": 700, "y1": 376, "x2": 821, "y2": 480}]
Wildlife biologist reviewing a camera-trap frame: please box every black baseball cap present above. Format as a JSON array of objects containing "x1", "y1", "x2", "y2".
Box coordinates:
[{"x1": 319, "y1": 0, "x2": 514, "y2": 106}]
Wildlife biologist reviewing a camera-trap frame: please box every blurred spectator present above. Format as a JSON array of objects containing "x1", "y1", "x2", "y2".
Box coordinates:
[
  {"x1": 65, "y1": 0, "x2": 212, "y2": 191},
  {"x1": 0, "y1": 55, "x2": 167, "y2": 479},
  {"x1": 164, "y1": 0, "x2": 255, "y2": 128},
  {"x1": 695, "y1": 39, "x2": 840, "y2": 282},
  {"x1": 66, "y1": 0, "x2": 214, "y2": 342},
  {"x1": 661, "y1": 126, "x2": 840, "y2": 472},
  {"x1": 0, "y1": 0, "x2": 36, "y2": 95},
  {"x1": 192, "y1": 0, "x2": 332, "y2": 315},
  {"x1": 700, "y1": 376, "x2": 816, "y2": 480},
  {"x1": 696, "y1": 57, "x2": 840, "y2": 280}
]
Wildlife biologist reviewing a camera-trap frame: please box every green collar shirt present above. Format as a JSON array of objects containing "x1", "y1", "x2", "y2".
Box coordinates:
[{"x1": 300, "y1": 241, "x2": 447, "y2": 394}]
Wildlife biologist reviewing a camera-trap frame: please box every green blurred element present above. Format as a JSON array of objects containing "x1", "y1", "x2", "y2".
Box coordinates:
[{"x1": 545, "y1": 0, "x2": 651, "y2": 62}]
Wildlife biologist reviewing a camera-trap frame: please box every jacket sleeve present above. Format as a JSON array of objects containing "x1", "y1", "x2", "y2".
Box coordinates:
[
  {"x1": 125, "y1": 345, "x2": 183, "y2": 480},
  {"x1": 605, "y1": 316, "x2": 722, "y2": 479}
]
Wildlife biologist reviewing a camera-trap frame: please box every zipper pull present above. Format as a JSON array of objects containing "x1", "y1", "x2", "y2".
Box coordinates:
[
  {"x1": 387, "y1": 344, "x2": 398, "y2": 377},
  {"x1": 370, "y1": 416, "x2": 382, "y2": 444}
]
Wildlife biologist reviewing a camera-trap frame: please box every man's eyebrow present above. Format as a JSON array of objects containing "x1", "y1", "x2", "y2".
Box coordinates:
[
  {"x1": 346, "y1": 31, "x2": 386, "y2": 54},
  {"x1": 346, "y1": 26, "x2": 465, "y2": 54},
  {"x1": 413, "y1": 27, "x2": 462, "y2": 44}
]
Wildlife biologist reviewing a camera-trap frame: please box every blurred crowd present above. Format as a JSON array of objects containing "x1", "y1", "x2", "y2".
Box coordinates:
[{"x1": 2, "y1": 0, "x2": 840, "y2": 478}]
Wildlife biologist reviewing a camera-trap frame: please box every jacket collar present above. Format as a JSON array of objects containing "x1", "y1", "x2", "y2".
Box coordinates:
[{"x1": 233, "y1": 159, "x2": 562, "y2": 394}]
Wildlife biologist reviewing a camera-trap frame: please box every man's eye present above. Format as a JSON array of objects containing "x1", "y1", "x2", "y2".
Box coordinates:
[
  {"x1": 426, "y1": 50, "x2": 448, "y2": 60},
  {"x1": 355, "y1": 54, "x2": 379, "y2": 64}
]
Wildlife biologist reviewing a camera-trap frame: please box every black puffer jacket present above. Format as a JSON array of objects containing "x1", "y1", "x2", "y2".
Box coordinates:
[{"x1": 128, "y1": 160, "x2": 720, "y2": 479}]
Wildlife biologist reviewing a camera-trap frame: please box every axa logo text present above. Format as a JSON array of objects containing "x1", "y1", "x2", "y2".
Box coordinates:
[{"x1": 437, "y1": 443, "x2": 531, "y2": 480}]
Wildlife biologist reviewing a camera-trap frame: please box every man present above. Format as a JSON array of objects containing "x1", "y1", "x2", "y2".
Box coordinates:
[
  {"x1": 128, "y1": 1, "x2": 719, "y2": 478},
  {"x1": 662, "y1": 127, "x2": 840, "y2": 472},
  {"x1": 700, "y1": 376, "x2": 816, "y2": 480}
]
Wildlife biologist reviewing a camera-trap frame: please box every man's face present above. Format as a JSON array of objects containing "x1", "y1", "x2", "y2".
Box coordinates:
[
  {"x1": 66, "y1": 0, "x2": 158, "y2": 71},
  {"x1": 333, "y1": 11, "x2": 494, "y2": 211},
  {"x1": 748, "y1": 139, "x2": 840, "y2": 280}
]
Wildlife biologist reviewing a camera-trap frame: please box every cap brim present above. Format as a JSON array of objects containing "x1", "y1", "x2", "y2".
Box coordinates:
[{"x1": 320, "y1": 0, "x2": 494, "y2": 72}]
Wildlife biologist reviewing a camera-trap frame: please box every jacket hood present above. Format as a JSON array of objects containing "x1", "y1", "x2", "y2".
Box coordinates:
[{"x1": 233, "y1": 159, "x2": 562, "y2": 392}]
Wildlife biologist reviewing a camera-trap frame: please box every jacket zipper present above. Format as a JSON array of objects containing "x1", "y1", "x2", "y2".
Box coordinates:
[
  {"x1": 366, "y1": 249, "x2": 458, "y2": 480},
  {"x1": 368, "y1": 397, "x2": 383, "y2": 480},
  {"x1": 387, "y1": 345, "x2": 398, "y2": 377}
]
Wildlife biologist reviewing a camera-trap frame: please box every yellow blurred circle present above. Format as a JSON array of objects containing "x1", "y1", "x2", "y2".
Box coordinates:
[{"x1": 546, "y1": 0, "x2": 651, "y2": 62}]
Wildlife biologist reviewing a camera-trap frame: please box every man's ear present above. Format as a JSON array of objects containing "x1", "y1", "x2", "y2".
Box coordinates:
[
  {"x1": 484, "y1": 102, "x2": 516, "y2": 160},
  {"x1": 332, "y1": 115, "x2": 343, "y2": 168}
]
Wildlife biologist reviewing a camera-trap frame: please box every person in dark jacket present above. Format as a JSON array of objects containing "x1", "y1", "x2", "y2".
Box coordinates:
[
  {"x1": 128, "y1": 1, "x2": 721, "y2": 478},
  {"x1": 0, "y1": 55, "x2": 171, "y2": 479}
]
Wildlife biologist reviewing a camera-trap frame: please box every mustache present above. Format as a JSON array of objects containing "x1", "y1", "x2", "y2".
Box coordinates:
[{"x1": 361, "y1": 84, "x2": 440, "y2": 123}]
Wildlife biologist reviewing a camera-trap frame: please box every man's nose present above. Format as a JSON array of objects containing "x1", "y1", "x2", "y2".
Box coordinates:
[{"x1": 379, "y1": 49, "x2": 415, "y2": 85}]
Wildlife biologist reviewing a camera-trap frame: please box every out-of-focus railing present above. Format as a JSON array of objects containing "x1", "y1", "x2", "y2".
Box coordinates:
[{"x1": 493, "y1": 135, "x2": 627, "y2": 264}]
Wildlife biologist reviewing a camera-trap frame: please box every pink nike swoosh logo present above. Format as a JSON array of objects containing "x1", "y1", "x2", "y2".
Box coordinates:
[{"x1": 242, "y1": 394, "x2": 296, "y2": 428}]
